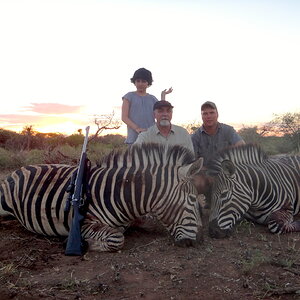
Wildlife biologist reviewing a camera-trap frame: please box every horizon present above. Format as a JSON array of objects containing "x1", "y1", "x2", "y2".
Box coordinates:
[{"x1": 0, "y1": 119, "x2": 272, "y2": 137}]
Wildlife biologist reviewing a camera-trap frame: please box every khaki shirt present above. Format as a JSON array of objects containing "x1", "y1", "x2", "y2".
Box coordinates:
[{"x1": 135, "y1": 124, "x2": 194, "y2": 154}]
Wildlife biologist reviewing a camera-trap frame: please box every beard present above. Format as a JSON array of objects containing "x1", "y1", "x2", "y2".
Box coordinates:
[{"x1": 159, "y1": 119, "x2": 171, "y2": 127}]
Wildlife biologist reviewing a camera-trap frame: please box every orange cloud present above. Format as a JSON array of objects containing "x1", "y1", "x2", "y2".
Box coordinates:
[
  {"x1": 0, "y1": 114, "x2": 45, "y2": 124},
  {"x1": 0, "y1": 102, "x2": 121, "y2": 135},
  {"x1": 21, "y1": 103, "x2": 84, "y2": 114},
  {"x1": 0, "y1": 113, "x2": 87, "y2": 133}
]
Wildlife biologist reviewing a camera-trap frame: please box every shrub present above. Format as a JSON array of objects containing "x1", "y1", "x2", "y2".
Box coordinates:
[
  {"x1": 0, "y1": 148, "x2": 14, "y2": 168},
  {"x1": 44, "y1": 145, "x2": 80, "y2": 165},
  {"x1": 24, "y1": 149, "x2": 45, "y2": 165},
  {"x1": 88, "y1": 143, "x2": 118, "y2": 164},
  {"x1": 65, "y1": 134, "x2": 84, "y2": 147}
]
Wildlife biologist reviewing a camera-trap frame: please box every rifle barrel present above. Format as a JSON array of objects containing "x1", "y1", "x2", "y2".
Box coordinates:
[{"x1": 65, "y1": 126, "x2": 90, "y2": 256}]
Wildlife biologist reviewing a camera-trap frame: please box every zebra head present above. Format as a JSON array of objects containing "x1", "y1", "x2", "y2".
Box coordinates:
[
  {"x1": 208, "y1": 159, "x2": 252, "y2": 238},
  {"x1": 158, "y1": 157, "x2": 205, "y2": 247}
]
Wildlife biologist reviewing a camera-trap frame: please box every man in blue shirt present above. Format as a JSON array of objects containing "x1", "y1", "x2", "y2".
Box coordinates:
[{"x1": 191, "y1": 101, "x2": 245, "y2": 166}]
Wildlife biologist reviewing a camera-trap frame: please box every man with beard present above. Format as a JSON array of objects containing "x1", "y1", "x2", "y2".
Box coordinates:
[{"x1": 134, "y1": 100, "x2": 194, "y2": 154}]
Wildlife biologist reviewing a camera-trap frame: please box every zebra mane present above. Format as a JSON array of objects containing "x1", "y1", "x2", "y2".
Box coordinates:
[
  {"x1": 97, "y1": 143, "x2": 195, "y2": 168},
  {"x1": 207, "y1": 144, "x2": 268, "y2": 175}
]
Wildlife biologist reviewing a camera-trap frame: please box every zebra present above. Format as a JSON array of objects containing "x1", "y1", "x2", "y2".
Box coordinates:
[
  {"x1": 0, "y1": 143, "x2": 204, "y2": 252},
  {"x1": 207, "y1": 144, "x2": 300, "y2": 238}
]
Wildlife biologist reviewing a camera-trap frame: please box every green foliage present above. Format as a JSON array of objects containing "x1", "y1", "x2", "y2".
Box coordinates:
[
  {"x1": 0, "y1": 148, "x2": 34, "y2": 169},
  {"x1": 0, "y1": 148, "x2": 45, "y2": 168},
  {"x1": 43, "y1": 144, "x2": 81, "y2": 165},
  {"x1": 44, "y1": 132, "x2": 66, "y2": 144},
  {"x1": 3, "y1": 134, "x2": 27, "y2": 151},
  {"x1": 241, "y1": 249, "x2": 269, "y2": 275},
  {"x1": 65, "y1": 134, "x2": 84, "y2": 147},
  {"x1": 0, "y1": 148, "x2": 15, "y2": 168},
  {"x1": 238, "y1": 124, "x2": 298, "y2": 155},
  {"x1": 0, "y1": 110, "x2": 297, "y2": 169},
  {"x1": 0, "y1": 130, "x2": 127, "y2": 169},
  {"x1": 238, "y1": 126, "x2": 262, "y2": 145},
  {"x1": 0, "y1": 129, "x2": 19, "y2": 146},
  {"x1": 268, "y1": 112, "x2": 300, "y2": 152},
  {"x1": 98, "y1": 134, "x2": 125, "y2": 146},
  {"x1": 262, "y1": 136, "x2": 295, "y2": 155},
  {"x1": 88, "y1": 142, "x2": 126, "y2": 164},
  {"x1": 24, "y1": 149, "x2": 45, "y2": 165},
  {"x1": 272, "y1": 112, "x2": 299, "y2": 134},
  {"x1": 235, "y1": 219, "x2": 255, "y2": 235}
]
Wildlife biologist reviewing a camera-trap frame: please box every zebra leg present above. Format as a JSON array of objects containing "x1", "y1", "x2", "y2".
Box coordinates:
[
  {"x1": 81, "y1": 220, "x2": 125, "y2": 252},
  {"x1": 284, "y1": 220, "x2": 300, "y2": 233},
  {"x1": 130, "y1": 214, "x2": 162, "y2": 232},
  {"x1": 267, "y1": 203, "x2": 299, "y2": 233}
]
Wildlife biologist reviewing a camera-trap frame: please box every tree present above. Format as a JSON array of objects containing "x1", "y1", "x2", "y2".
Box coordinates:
[
  {"x1": 65, "y1": 134, "x2": 84, "y2": 147},
  {"x1": 181, "y1": 120, "x2": 202, "y2": 134},
  {"x1": 238, "y1": 126, "x2": 262, "y2": 144},
  {"x1": 89, "y1": 111, "x2": 122, "y2": 142},
  {"x1": 21, "y1": 125, "x2": 36, "y2": 151},
  {"x1": 0, "y1": 128, "x2": 19, "y2": 146},
  {"x1": 267, "y1": 112, "x2": 300, "y2": 153}
]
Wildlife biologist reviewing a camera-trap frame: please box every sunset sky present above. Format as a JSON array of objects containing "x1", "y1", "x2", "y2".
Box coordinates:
[{"x1": 0, "y1": 0, "x2": 299, "y2": 136}]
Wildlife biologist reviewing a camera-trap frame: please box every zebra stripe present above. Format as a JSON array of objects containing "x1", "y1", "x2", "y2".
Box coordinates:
[
  {"x1": 207, "y1": 144, "x2": 300, "y2": 238},
  {"x1": 0, "y1": 143, "x2": 204, "y2": 252}
]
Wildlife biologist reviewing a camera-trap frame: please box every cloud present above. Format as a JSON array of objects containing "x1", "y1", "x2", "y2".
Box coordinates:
[
  {"x1": 0, "y1": 114, "x2": 45, "y2": 124},
  {"x1": 0, "y1": 113, "x2": 85, "y2": 126},
  {"x1": 21, "y1": 103, "x2": 84, "y2": 114},
  {"x1": 0, "y1": 113, "x2": 88, "y2": 134}
]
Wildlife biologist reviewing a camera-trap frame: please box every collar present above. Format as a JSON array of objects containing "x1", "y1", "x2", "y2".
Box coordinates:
[
  {"x1": 155, "y1": 123, "x2": 174, "y2": 135},
  {"x1": 200, "y1": 122, "x2": 221, "y2": 134}
]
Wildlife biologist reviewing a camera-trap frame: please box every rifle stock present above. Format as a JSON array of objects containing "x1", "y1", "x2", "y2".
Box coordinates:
[{"x1": 65, "y1": 126, "x2": 90, "y2": 256}]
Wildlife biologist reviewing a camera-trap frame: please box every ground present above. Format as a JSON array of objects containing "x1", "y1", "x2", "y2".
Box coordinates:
[{"x1": 0, "y1": 171, "x2": 300, "y2": 300}]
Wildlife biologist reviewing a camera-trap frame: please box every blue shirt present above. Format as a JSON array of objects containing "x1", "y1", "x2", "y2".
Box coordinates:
[
  {"x1": 191, "y1": 123, "x2": 243, "y2": 166},
  {"x1": 122, "y1": 92, "x2": 158, "y2": 144}
]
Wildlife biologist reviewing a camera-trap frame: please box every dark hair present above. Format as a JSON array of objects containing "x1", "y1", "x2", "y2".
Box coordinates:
[{"x1": 130, "y1": 68, "x2": 153, "y2": 86}]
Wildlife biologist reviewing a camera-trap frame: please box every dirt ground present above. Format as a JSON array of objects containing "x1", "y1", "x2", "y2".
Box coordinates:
[{"x1": 0, "y1": 170, "x2": 300, "y2": 300}]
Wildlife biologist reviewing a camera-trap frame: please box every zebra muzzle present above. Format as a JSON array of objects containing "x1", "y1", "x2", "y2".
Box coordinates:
[
  {"x1": 175, "y1": 238, "x2": 197, "y2": 247},
  {"x1": 175, "y1": 226, "x2": 203, "y2": 247},
  {"x1": 208, "y1": 219, "x2": 231, "y2": 238}
]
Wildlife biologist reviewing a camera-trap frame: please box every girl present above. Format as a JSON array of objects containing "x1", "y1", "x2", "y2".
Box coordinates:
[{"x1": 122, "y1": 67, "x2": 172, "y2": 144}]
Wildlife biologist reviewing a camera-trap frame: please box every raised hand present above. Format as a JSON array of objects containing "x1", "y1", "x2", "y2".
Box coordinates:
[{"x1": 161, "y1": 87, "x2": 173, "y2": 100}]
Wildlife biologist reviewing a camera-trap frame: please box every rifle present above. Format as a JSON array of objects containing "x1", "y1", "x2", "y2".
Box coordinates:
[{"x1": 65, "y1": 126, "x2": 90, "y2": 256}]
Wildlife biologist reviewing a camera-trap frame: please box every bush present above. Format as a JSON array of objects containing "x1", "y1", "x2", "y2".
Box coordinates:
[
  {"x1": 24, "y1": 149, "x2": 45, "y2": 165},
  {"x1": 65, "y1": 134, "x2": 84, "y2": 147},
  {"x1": 88, "y1": 143, "x2": 118, "y2": 164},
  {"x1": 0, "y1": 129, "x2": 19, "y2": 146},
  {"x1": 0, "y1": 147, "x2": 15, "y2": 168},
  {"x1": 99, "y1": 134, "x2": 125, "y2": 146},
  {"x1": 43, "y1": 145, "x2": 81, "y2": 165}
]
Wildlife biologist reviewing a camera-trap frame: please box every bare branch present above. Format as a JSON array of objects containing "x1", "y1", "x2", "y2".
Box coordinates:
[{"x1": 89, "y1": 111, "x2": 122, "y2": 142}]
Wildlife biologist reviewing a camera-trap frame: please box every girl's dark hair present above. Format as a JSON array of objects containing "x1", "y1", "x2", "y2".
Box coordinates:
[{"x1": 130, "y1": 68, "x2": 153, "y2": 86}]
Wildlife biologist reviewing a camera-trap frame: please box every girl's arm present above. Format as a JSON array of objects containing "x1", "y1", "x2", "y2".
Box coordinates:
[
  {"x1": 121, "y1": 98, "x2": 145, "y2": 133},
  {"x1": 161, "y1": 87, "x2": 173, "y2": 100}
]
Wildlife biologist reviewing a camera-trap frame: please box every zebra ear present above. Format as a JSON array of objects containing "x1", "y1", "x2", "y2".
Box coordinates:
[
  {"x1": 179, "y1": 157, "x2": 204, "y2": 178},
  {"x1": 187, "y1": 157, "x2": 204, "y2": 177},
  {"x1": 221, "y1": 159, "x2": 236, "y2": 177}
]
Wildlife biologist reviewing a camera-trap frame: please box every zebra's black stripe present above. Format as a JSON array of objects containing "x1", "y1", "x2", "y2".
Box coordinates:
[
  {"x1": 1, "y1": 144, "x2": 203, "y2": 252},
  {"x1": 208, "y1": 144, "x2": 300, "y2": 236}
]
